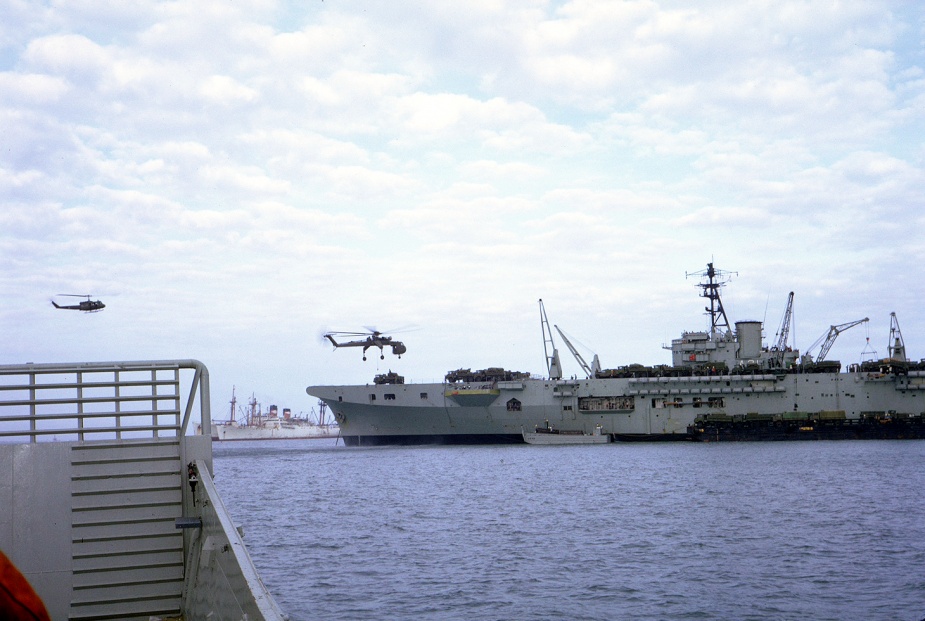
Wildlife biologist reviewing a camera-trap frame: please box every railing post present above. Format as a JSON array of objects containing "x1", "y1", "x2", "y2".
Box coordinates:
[
  {"x1": 115, "y1": 369, "x2": 122, "y2": 440},
  {"x1": 172, "y1": 368, "x2": 181, "y2": 434},
  {"x1": 200, "y1": 363, "x2": 211, "y2": 437},
  {"x1": 77, "y1": 370, "x2": 85, "y2": 442},
  {"x1": 152, "y1": 369, "x2": 159, "y2": 439},
  {"x1": 29, "y1": 370, "x2": 36, "y2": 443}
]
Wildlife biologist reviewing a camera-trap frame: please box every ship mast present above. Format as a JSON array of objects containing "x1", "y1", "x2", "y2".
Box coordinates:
[
  {"x1": 245, "y1": 394, "x2": 259, "y2": 426},
  {"x1": 229, "y1": 386, "x2": 236, "y2": 424},
  {"x1": 687, "y1": 262, "x2": 736, "y2": 336}
]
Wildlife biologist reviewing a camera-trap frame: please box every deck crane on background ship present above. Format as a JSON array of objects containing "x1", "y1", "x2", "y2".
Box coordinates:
[
  {"x1": 804, "y1": 317, "x2": 869, "y2": 364},
  {"x1": 554, "y1": 326, "x2": 602, "y2": 379},
  {"x1": 538, "y1": 299, "x2": 563, "y2": 380},
  {"x1": 887, "y1": 312, "x2": 907, "y2": 362},
  {"x1": 769, "y1": 291, "x2": 795, "y2": 368},
  {"x1": 537, "y1": 299, "x2": 601, "y2": 379}
]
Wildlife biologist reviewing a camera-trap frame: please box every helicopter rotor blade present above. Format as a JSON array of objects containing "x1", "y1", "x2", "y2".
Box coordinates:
[{"x1": 365, "y1": 325, "x2": 419, "y2": 336}]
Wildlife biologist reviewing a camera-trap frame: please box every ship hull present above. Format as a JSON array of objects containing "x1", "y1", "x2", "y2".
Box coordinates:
[
  {"x1": 340, "y1": 433, "x2": 522, "y2": 447},
  {"x1": 207, "y1": 422, "x2": 339, "y2": 441},
  {"x1": 308, "y1": 370, "x2": 925, "y2": 446}
]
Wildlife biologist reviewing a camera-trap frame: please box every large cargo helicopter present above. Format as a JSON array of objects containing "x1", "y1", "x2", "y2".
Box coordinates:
[{"x1": 323, "y1": 329, "x2": 407, "y2": 361}]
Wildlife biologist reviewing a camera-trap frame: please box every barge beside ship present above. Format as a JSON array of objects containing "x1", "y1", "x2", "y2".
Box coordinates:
[
  {"x1": 308, "y1": 264, "x2": 925, "y2": 445},
  {"x1": 687, "y1": 408, "x2": 925, "y2": 442}
]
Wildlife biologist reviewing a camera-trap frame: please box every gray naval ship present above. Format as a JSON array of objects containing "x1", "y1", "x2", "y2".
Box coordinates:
[{"x1": 308, "y1": 264, "x2": 925, "y2": 445}]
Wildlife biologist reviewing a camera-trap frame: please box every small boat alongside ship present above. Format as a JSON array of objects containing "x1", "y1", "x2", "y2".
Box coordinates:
[
  {"x1": 522, "y1": 422, "x2": 610, "y2": 445},
  {"x1": 203, "y1": 389, "x2": 339, "y2": 441}
]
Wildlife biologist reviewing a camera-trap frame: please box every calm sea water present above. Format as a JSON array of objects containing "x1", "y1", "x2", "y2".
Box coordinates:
[{"x1": 213, "y1": 439, "x2": 925, "y2": 621}]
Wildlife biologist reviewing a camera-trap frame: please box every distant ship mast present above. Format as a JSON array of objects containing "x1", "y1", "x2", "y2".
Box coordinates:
[
  {"x1": 686, "y1": 262, "x2": 736, "y2": 336},
  {"x1": 228, "y1": 386, "x2": 237, "y2": 424}
]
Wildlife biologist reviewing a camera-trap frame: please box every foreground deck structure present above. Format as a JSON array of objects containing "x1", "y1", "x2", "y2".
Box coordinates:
[{"x1": 0, "y1": 360, "x2": 286, "y2": 621}]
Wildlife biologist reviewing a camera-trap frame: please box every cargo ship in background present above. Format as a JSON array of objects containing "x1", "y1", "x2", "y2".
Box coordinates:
[
  {"x1": 308, "y1": 263, "x2": 925, "y2": 445},
  {"x1": 202, "y1": 389, "x2": 339, "y2": 441}
]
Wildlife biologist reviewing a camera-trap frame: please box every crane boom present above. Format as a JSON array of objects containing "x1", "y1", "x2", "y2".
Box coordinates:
[
  {"x1": 538, "y1": 299, "x2": 562, "y2": 380},
  {"x1": 771, "y1": 291, "x2": 794, "y2": 367},
  {"x1": 554, "y1": 325, "x2": 594, "y2": 379},
  {"x1": 810, "y1": 317, "x2": 869, "y2": 362}
]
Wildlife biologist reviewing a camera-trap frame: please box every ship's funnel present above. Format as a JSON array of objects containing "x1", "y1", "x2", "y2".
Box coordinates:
[{"x1": 735, "y1": 321, "x2": 762, "y2": 360}]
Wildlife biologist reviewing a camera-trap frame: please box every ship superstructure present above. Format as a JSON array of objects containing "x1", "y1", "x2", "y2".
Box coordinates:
[
  {"x1": 201, "y1": 389, "x2": 338, "y2": 441},
  {"x1": 307, "y1": 264, "x2": 925, "y2": 446}
]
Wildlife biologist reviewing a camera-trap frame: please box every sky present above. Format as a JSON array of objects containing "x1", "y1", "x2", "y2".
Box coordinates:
[{"x1": 2, "y1": 1, "x2": 924, "y2": 421}]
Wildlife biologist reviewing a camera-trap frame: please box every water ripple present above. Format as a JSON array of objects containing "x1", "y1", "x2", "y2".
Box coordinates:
[{"x1": 214, "y1": 439, "x2": 925, "y2": 621}]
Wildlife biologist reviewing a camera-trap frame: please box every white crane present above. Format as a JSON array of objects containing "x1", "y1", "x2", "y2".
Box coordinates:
[
  {"x1": 554, "y1": 325, "x2": 601, "y2": 379},
  {"x1": 887, "y1": 312, "x2": 907, "y2": 362},
  {"x1": 806, "y1": 317, "x2": 869, "y2": 363},
  {"x1": 769, "y1": 291, "x2": 794, "y2": 368},
  {"x1": 538, "y1": 299, "x2": 562, "y2": 380}
]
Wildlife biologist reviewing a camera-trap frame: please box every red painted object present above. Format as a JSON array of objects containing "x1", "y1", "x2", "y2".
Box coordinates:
[{"x1": 0, "y1": 551, "x2": 50, "y2": 621}]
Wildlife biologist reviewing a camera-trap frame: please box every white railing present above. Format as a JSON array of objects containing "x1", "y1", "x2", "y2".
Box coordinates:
[{"x1": 0, "y1": 360, "x2": 211, "y2": 441}]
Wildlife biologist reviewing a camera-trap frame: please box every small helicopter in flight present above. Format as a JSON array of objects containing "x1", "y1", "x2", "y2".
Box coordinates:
[
  {"x1": 51, "y1": 295, "x2": 106, "y2": 312},
  {"x1": 324, "y1": 329, "x2": 407, "y2": 361}
]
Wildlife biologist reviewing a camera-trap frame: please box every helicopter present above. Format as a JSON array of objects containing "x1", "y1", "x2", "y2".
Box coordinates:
[
  {"x1": 51, "y1": 294, "x2": 106, "y2": 312},
  {"x1": 324, "y1": 329, "x2": 407, "y2": 361}
]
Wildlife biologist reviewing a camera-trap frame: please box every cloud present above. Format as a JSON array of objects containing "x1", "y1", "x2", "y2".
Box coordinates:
[
  {"x1": 199, "y1": 75, "x2": 260, "y2": 105},
  {"x1": 0, "y1": 72, "x2": 70, "y2": 104},
  {"x1": 23, "y1": 34, "x2": 110, "y2": 81}
]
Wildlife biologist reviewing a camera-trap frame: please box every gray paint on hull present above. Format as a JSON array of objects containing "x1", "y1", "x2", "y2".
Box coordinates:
[{"x1": 309, "y1": 371, "x2": 925, "y2": 445}]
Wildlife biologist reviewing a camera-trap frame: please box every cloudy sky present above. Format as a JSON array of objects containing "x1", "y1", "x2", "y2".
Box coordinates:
[{"x1": 2, "y1": 1, "x2": 923, "y2": 419}]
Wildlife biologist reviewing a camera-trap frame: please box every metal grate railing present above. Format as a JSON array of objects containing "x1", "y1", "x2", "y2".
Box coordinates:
[{"x1": 0, "y1": 360, "x2": 211, "y2": 442}]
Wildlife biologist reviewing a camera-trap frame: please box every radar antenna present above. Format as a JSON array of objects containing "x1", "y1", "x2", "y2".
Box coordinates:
[
  {"x1": 686, "y1": 262, "x2": 736, "y2": 335},
  {"x1": 538, "y1": 299, "x2": 562, "y2": 380}
]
